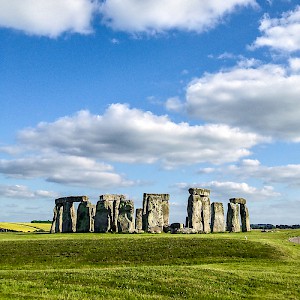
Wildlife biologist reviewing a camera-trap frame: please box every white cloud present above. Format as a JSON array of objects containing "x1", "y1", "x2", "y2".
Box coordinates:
[
  {"x1": 0, "y1": 184, "x2": 57, "y2": 199},
  {"x1": 289, "y1": 57, "x2": 300, "y2": 72},
  {"x1": 174, "y1": 180, "x2": 280, "y2": 201},
  {"x1": 16, "y1": 104, "x2": 264, "y2": 167},
  {"x1": 0, "y1": 0, "x2": 97, "y2": 37},
  {"x1": 165, "y1": 97, "x2": 185, "y2": 113},
  {"x1": 252, "y1": 5, "x2": 300, "y2": 52},
  {"x1": 185, "y1": 63, "x2": 300, "y2": 141},
  {"x1": 230, "y1": 159, "x2": 300, "y2": 187},
  {"x1": 100, "y1": 0, "x2": 256, "y2": 34},
  {"x1": 0, "y1": 154, "x2": 133, "y2": 188}
]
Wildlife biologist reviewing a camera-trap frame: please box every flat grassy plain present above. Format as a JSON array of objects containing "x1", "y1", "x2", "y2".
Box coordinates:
[
  {"x1": 0, "y1": 222, "x2": 51, "y2": 232},
  {"x1": 0, "y1": 230, "x2": 299, "y2": 299}
]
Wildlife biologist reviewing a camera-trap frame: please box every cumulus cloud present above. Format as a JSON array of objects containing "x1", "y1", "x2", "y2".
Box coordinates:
[
  {"x1": 185, "y1": 63, "x2": 300, "y2": 141},
  {"x1": 230, "y1": 159, "x2": 300, "y2": 187},
  {"x1": 0, "y1": 184, "x2": 57, "y2": 199},
  {"x1": 16, "y1": 104, "x2": 264, "y2": 167},
  {"x1": 0, "y1": 0, "x2": 97, "y2": 37},
  {"x1": 252, "y1": 5, "x2": 300, "y2": 52},
  {"x1": 0, "y1": 154, "x2": 134, "y2": 188},
  {"x1": 99, "y1": 0, "x2": 256, "y2": 34},
  {"x1": 175, "y1": 181, "x2": 279, "y2": 201}
]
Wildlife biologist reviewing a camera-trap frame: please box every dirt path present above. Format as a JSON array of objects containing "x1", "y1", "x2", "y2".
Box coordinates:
[{"x1": 289, "y1": 237, "x2": 300, "y2": 244}]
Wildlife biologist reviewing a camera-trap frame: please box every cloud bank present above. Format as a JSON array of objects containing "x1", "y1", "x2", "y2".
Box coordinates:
[
  {"x1": 183, "y1": 63, "x2": 300, "y2": 141},
  {"x1": 100, "y1": 0, "x2": 256, "y2": 34},
  {"x1": 17, "y1": 104, "x2": 264, "y2": 167},
  {"x1": 0, "y1": 0, "x2": 97, "y2": 37}
]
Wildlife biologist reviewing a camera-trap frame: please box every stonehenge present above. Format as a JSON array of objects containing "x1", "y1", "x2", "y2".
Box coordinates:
[{"x1": 50, "y1": 189, "x2": 251, "y2": 234}]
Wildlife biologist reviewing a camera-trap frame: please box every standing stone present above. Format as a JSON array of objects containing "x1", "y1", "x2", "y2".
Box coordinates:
[
  {"x1": 187, "y1": 190, "x2": 203, "y2": 231},
  {"x1": 50, "y1": 205, "x2": 58, "y2": 233},
  {"x1": 117, "y1": 200, "x2": 134, "y2": 233},
  {"x1": 94, "y1": 194, "x2": 126, "y2": 233},
  {"x1": 142, "y1": 193, "x2": 169, "y2": 233},
  {"x1": 55, "y1": 205, "x2": 63, "y2": 233},
  {"x1": 226, "y1": 202, "x2": 240, "y2": 232},
  {"x1": 62, "y1": 202, "x2": 77, "y2": 233},
  {"x1": 211, "y1": 202, "x2": 225, "y2": 232},
  {"x1": 94, "y1": 199, "x2": 110, "y2": 233},
  {"x1": 76, "y1": 201, "x2": 95, "y2": 233},
  {"x1": 51, "y1": 196, "x2": 89, "y2": 233},
  {"x1": 202, "y1": 196, "x2": 211, "y2": 233},
  {"x1": 135, "y1": 208, "x2": 143, "y2": 232},
  {"x1": 240, "y1": 204, "x2": 251, "y2": 232}
]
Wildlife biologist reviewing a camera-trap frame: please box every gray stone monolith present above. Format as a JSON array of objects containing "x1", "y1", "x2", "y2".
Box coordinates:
[
  {"x1": 94, "y1": 199, "x2": 110, "y2": 233},
  {"x1": 62, "y1": 201, "x2": 77, "y2": 233},
  {"x1": 211, "y1": 202, "x2": 225, "y2": 232},
  {"x1": 240, "y1": 203, "x2": 251, "y2": 232},
  {"x1": 226, "y1": 202, "x2": 240, "y2": 232},
  {"x1": 117, "y1": 200, "x2": 134, "y2": 233},
  {"x1": 202, "y1": 196, "x2": 211, "y2": 233},
  {"x1": 94, "y1": 194, "x2": 126, "y2": 233},
  {"x1": 135, "y1": 208, "x2": 143, "y2": 232},
  {"x1": 186, "y1": 190, "x2": 203, "y2": 232},
  {"x1": 142, "y1": 193, "x2": 169, "y2": 233},
  {"x1": 76, "y1": 201, "x2": 95, "y2": 233},
  {"x1": 54, "y1": 205, "x2": 63, "y2": 233}
]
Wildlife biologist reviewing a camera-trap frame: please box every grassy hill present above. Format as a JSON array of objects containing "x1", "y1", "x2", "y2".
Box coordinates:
[
  {"x1": 0, "y1": 230, "x2": 299, "y2": 299},
  {"x1": 0, "y1": 222, "x2": 51, "y2": 232}
]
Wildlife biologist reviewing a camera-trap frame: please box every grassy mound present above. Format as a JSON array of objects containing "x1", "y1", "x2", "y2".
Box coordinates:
[{"x1": 0, "y1": 230, "x2": 299, "y2": 299}]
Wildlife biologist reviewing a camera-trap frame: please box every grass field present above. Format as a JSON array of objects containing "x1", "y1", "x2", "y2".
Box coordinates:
[
  {"x1": 0, "y1": 222, "x2": 51, "y2": 232},
  {"x1": 0, "y1": 230, "x2": 299, "y2": 299}
]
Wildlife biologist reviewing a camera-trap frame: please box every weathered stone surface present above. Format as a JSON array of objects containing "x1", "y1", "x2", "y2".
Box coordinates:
[
  {"x1": 240, "y1": 203, "x2": 251, "y2": 232},
  {"x1": 142, "y1": 193, "x2": 170, "y2": 233},
  {"x1": 50, "y1": 205, "x2": 58, "y2": 233},
  {"x1": 186, "y1": 191, "x2": 203, "y2": 232},
  {"x1": 189, "y1": 188, "x2": 210, "y2": 197},
  {"x1": 117, "y1": 200, "x2": 134, "y2": 233},
  {"x1": 62, "y1": 202, "x2": 77, "y2": 233},
  {"x1": 211, "y1": 202, "x2": 225, "y2": 232},
  {"x1": 76, "y1": 201, "x2": 95, "y2": 233},
  {"x1": 174, "y1": 228, "x2": 199, "y2": 234},
  {"x1": 94, "y1": 199, "x2": 110, "y2": 233},
  {"x1": 201, "y1": 196, "x2": 211, "y2": 233},
  {"x1": 169, "y1": 223, "x2": 184, "y2": 234},
  {"x1": 55, "y1": 196, "x2": 89, "y2": 205},
  {"x1": 230, "y1": 198, "x2": 246, "y2": 205},
  {"x1": 135, "y1": 208, "x2": 143, "y2": 232},
  {"x1": 226, "y1": 203, "x2": 240, "y2": 232},
  {"x1": 94, "y1": 194, "x2": 128, "y2": 233},
  {"x1": 54, "y1": 205, "x2": 63, "y2": 233}
]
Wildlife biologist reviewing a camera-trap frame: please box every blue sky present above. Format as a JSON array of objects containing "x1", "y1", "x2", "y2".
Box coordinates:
[{"x1": 1, "y1": 0, "x2": 300, "y2": 224}]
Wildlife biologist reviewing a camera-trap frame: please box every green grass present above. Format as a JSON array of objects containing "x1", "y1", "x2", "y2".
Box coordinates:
[
  {"x1": 0, "y1": 230, "x2": 299, "y2": 299},
  {"x1": 0, "y1": 222, "x2": 51, "y2": 232}
]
